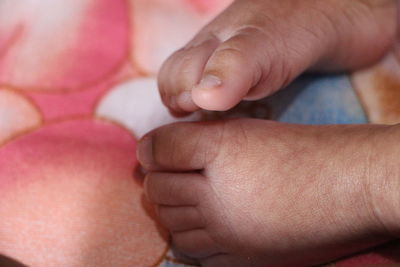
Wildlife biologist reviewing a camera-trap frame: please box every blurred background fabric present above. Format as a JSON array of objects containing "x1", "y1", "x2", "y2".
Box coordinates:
[{"x1": 0, "y1": 0, "x2": 399, "y2": 266}]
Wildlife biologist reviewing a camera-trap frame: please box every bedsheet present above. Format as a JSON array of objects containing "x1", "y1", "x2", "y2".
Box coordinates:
[{"x1": 0, "y1": 0, "x2": 399, "y2": 266}]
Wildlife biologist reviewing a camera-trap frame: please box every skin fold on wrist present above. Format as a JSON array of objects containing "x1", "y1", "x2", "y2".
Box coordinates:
[{"x1": 366, "y1": 124, "x2": 400, "y2": 238}]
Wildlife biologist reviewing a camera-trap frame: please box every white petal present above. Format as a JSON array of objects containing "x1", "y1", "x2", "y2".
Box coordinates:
[{"x1": 96, "y1": 77, "x2": 200, "y2": 138}]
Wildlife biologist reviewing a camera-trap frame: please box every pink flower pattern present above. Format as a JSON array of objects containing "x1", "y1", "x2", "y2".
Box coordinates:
[{"x1": 0, "y1": 0, "x2": 398, "y2": 265}]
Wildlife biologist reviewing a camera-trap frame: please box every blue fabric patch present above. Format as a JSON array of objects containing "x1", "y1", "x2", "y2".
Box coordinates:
[{"x1": 266, "y1": 74, "x2": 367, "y2": 124}]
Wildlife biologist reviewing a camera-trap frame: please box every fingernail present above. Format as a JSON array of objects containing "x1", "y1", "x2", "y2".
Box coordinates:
[
  {"x1": 136, "y1": 135, "x2": 153, "y2": 169},
  {"x1": 177, "y1": 91, "x2": 197, "y2": 111},
  {"x1": 194, "y1": 75, "x2": 222, "y2": 90}
]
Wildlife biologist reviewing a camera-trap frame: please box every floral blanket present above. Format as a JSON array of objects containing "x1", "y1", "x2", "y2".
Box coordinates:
[{"x1": 0, "y1": 0, "x2": 399, "y2": 266}]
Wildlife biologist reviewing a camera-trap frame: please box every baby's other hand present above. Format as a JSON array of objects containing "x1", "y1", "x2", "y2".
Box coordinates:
[{"x1": 158, "y1": 0, "x2": 396, "y2": 115}]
